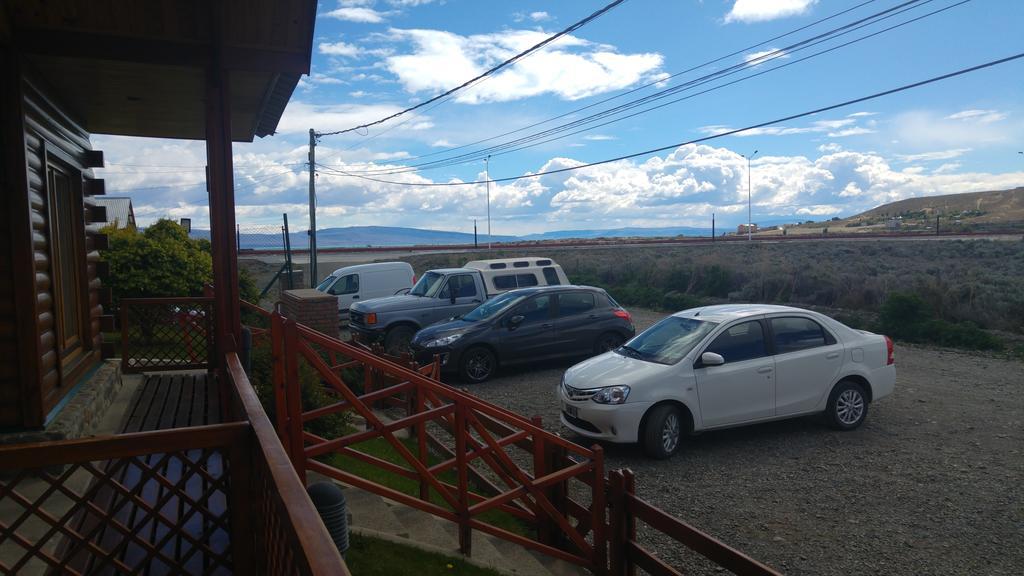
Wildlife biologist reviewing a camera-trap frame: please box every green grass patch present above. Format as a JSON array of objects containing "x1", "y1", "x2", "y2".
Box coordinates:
[
  {"x1": 344, "y1": 533, "x2": 504, "y2": 576},
  {"x1": 325, "y1": 429, "x2": 532, "y2": 537}
]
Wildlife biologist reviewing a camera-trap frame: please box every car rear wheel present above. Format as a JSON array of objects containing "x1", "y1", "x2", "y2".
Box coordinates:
[
  {"x1": 384, "y1": 325, "x2": 415, "y2": 356},
  {"x1": 642, "y1": 405, "x2": 683, "y2": 459},
  {"x1": 826, "y1": 379, "x2": 869, "y2": 430},
  {"x1": 460, "y1": 347, "x2": 496, "y2": 383},
  {"x1": 594, "y1": 331, "x2": 625, "y2": 354}
]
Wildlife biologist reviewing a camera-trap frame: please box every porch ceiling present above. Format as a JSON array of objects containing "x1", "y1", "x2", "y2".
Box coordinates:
[{"x1": 6, "y1": 0, "x2": 315, "y2": 141}]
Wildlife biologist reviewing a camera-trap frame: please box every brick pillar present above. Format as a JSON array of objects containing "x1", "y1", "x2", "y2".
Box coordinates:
[
  {"x1": 281, "y1": 289, "x2": 339, "y2": 339},
  {"x1": 278, "y1": 268, "x2": 305, "y2": 298}
]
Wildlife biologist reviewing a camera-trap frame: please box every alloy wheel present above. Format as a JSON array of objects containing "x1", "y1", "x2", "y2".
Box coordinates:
[
  {"x1": 661, "y1": 413, "x2": 680, "y2": 454},
  {"x1": 836, "y1": 389, "x2": 865, "y2": 425}
]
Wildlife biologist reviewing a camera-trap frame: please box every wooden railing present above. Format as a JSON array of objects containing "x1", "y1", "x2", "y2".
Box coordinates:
[
  {"x1": 0, "y1": 349, "x2": 349, "y2": 575},
  {"x1": 119, "y1": 297, "x2": 214, "y2": 373},
  {"x1": 607, "y1": 469, "x2": 782, "y2": 576},
  {"x1": 273, "y1": 312, "x2": 607, "y2": 569}
]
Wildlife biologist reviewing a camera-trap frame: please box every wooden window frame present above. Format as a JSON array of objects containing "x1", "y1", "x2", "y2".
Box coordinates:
[{"x1": 42, "y1": 141, "x2": 91, "y2": 380}]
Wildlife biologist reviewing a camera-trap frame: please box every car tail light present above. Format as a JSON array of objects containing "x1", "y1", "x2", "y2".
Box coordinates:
[
  {"x1": 412, "y1": 274, "x2": 417, "y2": 284},
  {"x1": 884, "y1": 336, "x2": 894, "y2": 365},
  {"x1": 613, "y1": 309, "x2": 632, "y2": 322},
  {"x1": 366, "y1": 312, "x2": 378, "y2": 325}
]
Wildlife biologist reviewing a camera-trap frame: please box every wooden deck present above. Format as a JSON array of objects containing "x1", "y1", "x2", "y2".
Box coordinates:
[
  {"x1": 58, "y1": 371, "x2": 232, "y2": 574},
  {"x1": 121, "y1": 372, "x2": 221, "y2": 432}
]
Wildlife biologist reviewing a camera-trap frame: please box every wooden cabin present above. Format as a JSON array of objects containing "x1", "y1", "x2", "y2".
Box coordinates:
[{"x1": 1, "y1": 0, "x2": 314, "y2": 430}]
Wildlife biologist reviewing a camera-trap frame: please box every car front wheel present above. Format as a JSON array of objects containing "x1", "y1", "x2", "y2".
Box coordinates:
[
  {"x1": 384, "y1": 325, "x2": 415, "y2": 356},
  {"x1": 826, "y1": 380, "x2": 869, "y2": 430},
  {"x1": 642, "y1": 405, "x2": 684, "y2": 459},
  {"x1": 460, "y1": 347, "x2": 496, "y2": 383}
]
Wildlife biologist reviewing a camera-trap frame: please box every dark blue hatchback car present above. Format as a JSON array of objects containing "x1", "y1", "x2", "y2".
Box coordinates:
[{"x1": 410, "y1": 285, "x2": 635, "y2": 383}]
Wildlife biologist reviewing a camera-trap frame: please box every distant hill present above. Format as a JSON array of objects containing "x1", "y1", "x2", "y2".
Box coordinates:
[
  {"x1": 520, "y1": 226, "x2": 712, "y2": 240},
  {"x1": 854, "y1": 187, "x2": 1024, "y2": 223},
  {"x1": 778, "y1": 187, "x2": 1024, "y2": 235}
]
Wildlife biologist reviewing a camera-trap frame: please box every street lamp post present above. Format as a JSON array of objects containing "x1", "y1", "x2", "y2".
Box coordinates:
[
  {"x1": 485, "y1": 155, "x2": 492, "y2": 251},
  {"x1": 745, "y1": 150, "x2": 761, "y2": 239}
]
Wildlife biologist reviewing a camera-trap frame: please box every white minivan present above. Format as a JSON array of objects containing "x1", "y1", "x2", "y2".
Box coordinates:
[{"x1": 315, "y1": 262, "x2": 415, "y2": 319}]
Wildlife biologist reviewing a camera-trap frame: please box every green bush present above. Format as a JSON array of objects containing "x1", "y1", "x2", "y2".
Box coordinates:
[
  {"x1": 248, "y1": 343, "x2": 350, "y2": 438},
  {"x1": 879, "y1": 292, "x2": 1002, "y2": 350},
  {"x1": 102, "y1": 219, "x2": 212, "y2": 306}
]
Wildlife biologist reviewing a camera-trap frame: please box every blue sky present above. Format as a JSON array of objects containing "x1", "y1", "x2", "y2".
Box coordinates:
[{"x1": 94, "y1": 0, "x2": 1024, "y2": 234}]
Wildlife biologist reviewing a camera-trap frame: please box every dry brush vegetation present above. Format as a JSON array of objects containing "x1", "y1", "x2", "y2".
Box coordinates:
[{"x1": 404, "y1": 238, "x2": 1024, "y2": 351}]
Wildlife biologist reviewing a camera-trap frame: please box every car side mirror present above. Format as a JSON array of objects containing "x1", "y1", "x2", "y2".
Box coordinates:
[
  {"x1": 508, "y1": 315, "x2": 524, "y2": 330},
  {"x1": 699, "y1": 352, "x2": 725, "y2": 367}
]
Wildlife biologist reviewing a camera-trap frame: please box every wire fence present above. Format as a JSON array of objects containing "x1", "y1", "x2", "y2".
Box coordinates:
[{"x1": 236, "y1": 215, "x2": 301, "y2": 298}]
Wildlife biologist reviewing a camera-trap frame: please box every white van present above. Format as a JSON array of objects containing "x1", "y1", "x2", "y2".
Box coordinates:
[
  {"x1": 315, "y1": 262, "x2": 415, "y2": 318},
  {"x1": 463, "y1": 257, "x2": 570, "y2": 295}
]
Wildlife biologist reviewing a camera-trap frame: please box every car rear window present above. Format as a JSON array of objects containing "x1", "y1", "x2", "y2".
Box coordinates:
[
  {"x1": 557, "y1": 292, "x2": 594, "y2": 317},
  {"x1": 542, "y1": 267, "x2": 561, "y2": 285},
  {"x1": 771, "y1": 317, "x2": 830, "y2": 353}
]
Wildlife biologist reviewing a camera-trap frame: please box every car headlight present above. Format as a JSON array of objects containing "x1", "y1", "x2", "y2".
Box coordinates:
[
  {"x1": 423, "y1": 333, "x2": 463, "y2": 348},
  {"x1": 591, "y1": 385, "x2": 630, "y2": 405}
]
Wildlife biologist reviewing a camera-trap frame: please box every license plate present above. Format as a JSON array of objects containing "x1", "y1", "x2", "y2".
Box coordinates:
[{"x1": 563, "y1": 402, "x2": 578, "y2": 418}]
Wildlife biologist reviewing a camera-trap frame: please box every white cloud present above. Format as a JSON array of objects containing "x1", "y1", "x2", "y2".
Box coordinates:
[
  {"x1": 892, "y1": 109, "x2": 1015, "y2": 148},
  {"x1": 319, "y1": 40, "x2": 362, "y2": 58},
  {"x1": 725, "y1": 0, "x2": 818, "y2": 23},
  {"x1": 847, "y1": 111, "x2": 876, "y2": 118},
  {"x1": 277, "y1": 101, "x2": 409, "y2": 134},
  {"x1": 699, "y1": 117, "x2": 870, "y2": 138},
  {"x1": 945, "y1": 109, "x2": 1008, "y2": 123},
  {"x1": 90, "y1": 135, "x2": 1024, "y2": 233},
  {"x1": 583, "y1": 135, "x2": 616, "y2": 141},
  {"x1": 743, "y1": 48, "x2": 787, "y2": 64},
  {"x1": 383, "y1": 28, "x2": 664, "y2": 103},
  {"x1": 529, "y1": 11, "x2": 552, "y2": 22},
  {"x1": 895, "y1": 148, "x2": 971, "y2": 162},
  {"x1": 323, "y1": 6, "x2": 390, "y2": 23},
  {"x1": 828, "y1": 127, "x2": 875, "y2": 138},
  {"x1": 818, "y1": 143, "x2": 843, "y2": 153}
]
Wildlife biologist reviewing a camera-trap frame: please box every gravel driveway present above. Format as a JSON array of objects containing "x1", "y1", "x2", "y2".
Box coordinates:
[{"x1": 457, "y1": 308, "x2": 1024, "y2": 576}]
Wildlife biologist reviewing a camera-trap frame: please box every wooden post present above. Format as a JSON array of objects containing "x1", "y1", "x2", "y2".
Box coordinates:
[
  {"x1": 283, "y1": 319, "x2": 306, "y2": 483},
  {"x1": 591, "y1": 445, "x2": 608, "y2": 575},
  {"x1": 608, "y1": 470, "x2": 626, "y2": 576},
  {"x1": 205, "y1": 7, "x2": 241, "y2": 374},
  {"x1": 623, "y1": 469, "x2": 637, "y2": 576},
  {"x1": 531, "y1": 416, "x2": 552, "y2": 545},
  {"x1": 455, "y1": 403, "x2": 471, "y2": 555},
  {"x1": 547, "y1": 442, "x2": 569, "y2": 549},
  {"x1": 414, "y1": 385, "x2": 428, "y2": 502},
  {"x1": 271, "y1": 311, "x2": 289, "y2": 443}
]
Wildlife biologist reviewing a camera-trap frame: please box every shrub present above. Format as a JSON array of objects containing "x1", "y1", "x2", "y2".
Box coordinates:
[{"x1": 102, "y1": 219, "x2": 212, "y2": 306}]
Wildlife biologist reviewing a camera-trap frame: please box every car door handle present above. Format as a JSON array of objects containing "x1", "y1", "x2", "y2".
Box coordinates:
[
  {"x1": 756, "y1": 366, "x2": 773, "y2": 374},
  {"x1": 826, "y1": 352, "x2": 839, "y2": 359},
  {"x1": 588, "y1": 314, "x2": 598, "y2": 319},
  {"x1": 542, "y1": 323, "x2": 553, "y2": 328},
  {"x1": 352, "y1": 295, "x2": 359, "y2": 299}
]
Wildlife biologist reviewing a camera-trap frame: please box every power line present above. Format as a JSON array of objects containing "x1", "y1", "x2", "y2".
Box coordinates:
[
  {"x1": 325, "y1": 0, "x2": 885, "y2": 170},
  {"x1": 334, "y1": 0, "x2": 954, "y2": 177},
  {"x1": 314, "y1": 52, "x2": 1024, "y2": 187},
  {"x1": 314, "y1": 0, "x2": 631, "y2": 138}
]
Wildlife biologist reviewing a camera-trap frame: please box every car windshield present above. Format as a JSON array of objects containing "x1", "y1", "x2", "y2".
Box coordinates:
[
  {"x1": 462, "y1": 292, "x2": 526, "y2": 322},
  {"x1": 410, "y1": 271, "x2": 446, "y2": 297},
  {"x1": 315, "y1": 275, "x2": 336, "y2": 292},
  {"x1": 618, "y1": 316, "x2": 718, "y2": 365}
]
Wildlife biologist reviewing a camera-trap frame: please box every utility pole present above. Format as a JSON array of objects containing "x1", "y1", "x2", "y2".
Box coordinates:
[
  {"x1": 474, "y1": 219, "x2": 478, "y2": 248},
  {"x1": 485, "y1": 155, "x2": 492, "y2": 251},
  {"x1": 711, "y1": 212, "x2": 715, "y2": 242},
  {"x1": 742, "y1": 150, "x2": 758, "y2": 241},
  {"x1": 308, "y1": 128, "x2": 318, "y2": 287}
]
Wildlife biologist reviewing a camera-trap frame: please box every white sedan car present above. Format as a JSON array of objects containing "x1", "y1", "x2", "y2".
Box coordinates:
[{"x1": 559, "y1": 304, "x2": 895, "y2": 458}]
